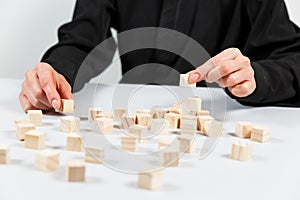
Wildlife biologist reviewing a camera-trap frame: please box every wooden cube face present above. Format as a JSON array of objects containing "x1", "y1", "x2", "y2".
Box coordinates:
[
  {"x1": 88, "y1": 108, "x2": 103, "y2": 122},
  {"x1": 66, "y1": 160, "x2": 85, "y2": 182},
  {"x1": 231, "y1": 142, "x2": 251, "y2": 161},
  {"x1": 180, "y1": 115, "x2": 197, "y2": 135},
  {"x1": 0, "y1": 145, "x2": 9, "y2": 164},
  {"x1": 121, "y1": 114, "x2": 135, "y2": 130},
  {"x1": 177, "y1": 136, "x2": 195, "y2": 153},
  {"x1": 164, "y1": 113, "x2": 180, "y2": 129},
  {"x1": 158, "y1": 139, "x2": 173, "y2": 150},
  {"x1": 60, "y1": 116, "x2": 80, "y2": 133},
  {"x1": 151, "y1": 107, "x2": 166, "y2": 119},
  {"x1": 179, "y1": 73, "x2": 196, "y2": 87},
  {"x1": 66, "y1": 134, "x2": 82, "y2": 152},
  {"x1": 85, "y1": 146, "x2": 105, "y2": 164},
  {"x1": 236, "y1": 122, "x2": 254, "y2": 138},
  {"x1": 203, "y1": 120, "x2": 223, "y2": 137},
  {"x1": 94, "y1": 118, "x2": 113, "y2": 134},
  {"x1": 16, "y1": 123, "x2": 36, "y2": 141},
  {"x1": 27, "y1": 110, "x2": 43, "y2": 126},
  {"x1": 25, "y1": 130, "x2": 46, "y2": 150},
  {"x1": 121, "y1": 134, "x2": 138, "y2": 152},
  {"x1": 251, "y1": 126, "x2": 270, "y2": 143},
  {"x1": 113, "y1": 107, "x2": 127, "y2": 122},
  {"x1": 197, "y1": 116, "x2": 213, "y2": 133},
  {"x1": 35, "y1": 149, "x2": 59, "y2": 172},
  {"x1": 150, "y1": 119, "x2": 169, "y2": 135},
  {"x1": 182, "y1": 97, "x2": 202, "y2": 114},
  {"x1": 128, "y1": 125, "x2": 147, "y2": 143},
  {"x1": 57, "y1": 99, "x2": 74, "y2": 113},
  {"x1": 160, "y1": 151, "x2": 179, "y2": 167},
  {"x1": 136, "y1": 113, "x2": 152, "y2": 127},
  {"x1": 138, "y1": 170, "x2": 163, "y2": 190}
]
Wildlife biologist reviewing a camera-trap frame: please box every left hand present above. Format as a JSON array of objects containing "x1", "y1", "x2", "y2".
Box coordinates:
[{"x1": 188, "y1": 48, "x2": 256, "y2": 98}]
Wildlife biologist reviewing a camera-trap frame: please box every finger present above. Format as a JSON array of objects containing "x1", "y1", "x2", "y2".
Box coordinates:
[
  {"x1": 26, "y1": 70, "x2": 52, "y2": 107},
  {"x1": 190, "y1": 59, "x2": 215, "y2": 83},
  {"x1": 228, "y1": 80, "x2": 256, "y2": 98},
  {"x1": 22, "y1": 81, "x2": 50, "y2": 110},
  {"x1": 217, "y1": 69, "x2": 252, "y2": 88},
  {"x1": 36, "y1": 64, "x2": 61, "y2": 110},
  {"x1": 56, "y1": 74, "x2": 73, "y2": 99},
  {"x1": 212, "y1": 48, "x2": 242, "y2": 64},
  {"x1": 19, "y1": 92, "x2": 35, "y2": 112},
  {"x1": 206, "y1": 60, "x2": 241, "y2": 83}
]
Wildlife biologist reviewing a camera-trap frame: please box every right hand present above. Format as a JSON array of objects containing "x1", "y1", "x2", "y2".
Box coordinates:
[{"x1": 19, "y1": 62, "x2": 73, "y2": 112}]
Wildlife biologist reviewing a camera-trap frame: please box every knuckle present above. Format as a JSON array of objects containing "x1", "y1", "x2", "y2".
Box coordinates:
[
  {"x1": 31, "y1": 98, "x2": 40, "y2": 107},
  {"x1": 33, "y1": 88, "x2": 43, "y2": 99},
  {"x1": 220, "y1": 65, "x2": 231, "y2": 75},
  {"x1": 211, "y1": 56, "x2": 221, "y2": 66},
  {"x1": 232, "y1": 48, "x2": 241, "y2": 55},
  {"x1": 228, "y1": 75, "x2": 238, "y2": 85}
]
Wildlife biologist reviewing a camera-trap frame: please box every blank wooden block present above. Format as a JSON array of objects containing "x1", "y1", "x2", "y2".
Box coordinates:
[
  {"x1": 195, "y1": 109, "x2": 210, "y2": 116},
  {"x1": 177, "y1": 135, "x2": 195, "y2": 153},
  {"x1": 182, "y1": 96, "x2": 202, "y2": 115},
  {"x1": 138, "y1": 170, "x2": 163, "y2": 190},
  {"x1": 197, "y1": 115, "x2": 214, "y2": 133},
  {"x1": 231, "y1": 142, "x2": 251, "y2": 161},
  {"x1": 88, "y1": 107, "x2": 103, "y2": 122},
  {"x1": 179, "y1": 73, "x2": 196, "y2": 87},
  {"x1": 121, "y1": 114, "x2": 135, "y2": 130},
  {"x1": 251, "y1": 126, "x2": 270, "y2": 143},
  {"x1": 136, "y1": 108, "x2": 151, "y2": 115},
  {"x1": 236, "y1": 121, "x2": 254, "y2": 138},
  {"x1": 27, "y1": 110, "x2": 43, "y2": 126},
  {"x1": 56, "y1": 99, "x2": 74, "y2": 113},
  {"x1": 66, "y1": 160, "x2": 85, "y2": 182},
  {"x1": 114, "y1": 107, "x2": 127, "y2": 122},
  {"x1": 169, "y1": 101, "x2": 182, "y2": 114},
  {"x1": 158, "y1": 139, "x2": 174, "y2": 150},
  {"x1": 150, "y1": 119, "x2": 169, "y2": 135},
  {"x1": 85, "y1": 145, "x2": 105, "y2": 164},
  {"x1": 128, "y1": 125, "x2": 147, "y2": 143},
  {"x1": 159, "y1": 150, "x2": 179, "y2": 167},
  {"x1": 136, "y1": 113, "x2": 152, "y2": 127},
  {"x1": 25, "y1": 130, "x2": 46, "y2": 150},
  {"x1": 16, "y1": 123, "x2": 36, "y2": 141},
  {"x1": 151, "y1": 107, "x2": 167, "y2": 119},
  {"x1": 0, "y1": 145, "x2": 9, "y2": 164},
  {"x1": 180, "y1": 115, "x2": 197, "y2": 135},
  {"x1": 203, "y1": 120, "x2": 223, "y2": 137},
  {"x1": 60, "y1": 116, "x2": 80, "y2": 133},
  {"x1": 121, "y1": 134, "x2": 138, "y2": 152},
  {"x1": 164, "y1": 113, "x2": 181, "y2": 129},
  {"x1": 96, "y1": 113, "x2": 113, "y2": 119},
  {"x1": 15, "y1": 119, "x2": 31, "y2": 124},
  {"x1": 94, "y1": 118, "x2": 113, "y2": 134},
  {"x1": 35, "y1": 149, "x2": 59, "y2": 171},
  {"x1": 66, "y1": 134, "x2": 82, "y2": 152}
]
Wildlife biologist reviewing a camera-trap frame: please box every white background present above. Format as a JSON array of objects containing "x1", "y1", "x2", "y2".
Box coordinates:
[{"x1": 0, "y1": 0, "x2": 300, "y2": 82}]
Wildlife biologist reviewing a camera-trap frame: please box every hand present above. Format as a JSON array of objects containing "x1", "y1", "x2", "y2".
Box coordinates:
[
  {"x1": 188, "y1": 48, "x2": 256, "y2": 97},
  {"x1": 19, "y1": 62, "x2": 73, "y2": 112}
]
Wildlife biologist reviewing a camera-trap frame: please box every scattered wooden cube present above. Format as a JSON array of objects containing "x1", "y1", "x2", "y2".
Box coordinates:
[
  {"x1": 136, "y1": 113, "x2": 152, "y2": 127},
  {"x1": 16, "y1": 123, "x2": 35, "y2": 141},
  {"x1": 169, "y1": 102, "x2": 182, "y2": 114},
  {"x1": 164, "y1": 113, "x2": 181, "y2": 129},
  {"x1": 35, "y1": 149, "x2": 59, "y2": 171},
  {"x1": 151, "y1": 107, "x2": 167, "y2": 119},
  {"x1": 158, "y1": 139, "x2": 177, "y2": 150},
  {"x1": 138, "y1": 170, "x2": 164, "y2": 190},
  {"x1": 25, "y1": 130, "x2": 46, "y2": 150},
  {"x1": 114, "y1": 107, "x2": 127, "y2": 122},
  {"x1": 96, "y1": 113, "x2": 113, "y2": 119},
  {"x1": 88, "y1": 107, "x2": 103, "y2": 122},
  {"x1": 66, "y1": 160, "x2": 85, "y2": 182},
  {"x1": 177, "y1": 135, "x2": 195, "y2": 153},
  {"x1": 197, "y1": 115, "x2": 214, "y2": 133},
  {"x1": 27, "y1": 110, "x2": 43, "y2": 126},
  {"x1": 66, "y1": 134, "x2": 82, "y2": 152},
  {"x1": 180, "y1": 115, "x2": 197, "y2": 135},
  {"x1": 195, "y1": 109, "x2": 210, "y2": 116},
  {"x1": 236, "y1": 121, "x2": 254, "y2": 138},
  {"x1": 60, "y1": 116, "x2": 80, "y2": 133},
  {"x1": 203, "y1": 120, "x2": 223, "y2": 137},
  {"x1": 231, "y1": 142, "x2": 251, "y2": 161},
  {"x1": 251, "y1": 126, "x2": 270, "y2": 143},
  {"x1": 85, "y1": 145, "x2": 105, "y2": 164},
  {"x1": 121, "y1": 114, "x2": 135, "y2": 130},
  {"x1": 56, "y1": 99, "x2": 74, "y2": 113},
  {"x1": 128, "y1": 125, "x2": 147, "y2": 143},
  {"x1": 159, "y1": 149, "x2": 179, "y2": 167},
  {"x1": 150, "y1": 119, "x2": 169, "y2": 135},
  {"x1": 121, "y1": 134, "x2": 138, "y2": 152},
  {"x1": 182, "y1": 96, "x2": 202, "y2": 115},
  {"x1": 136, "y1": 108, "x2": 151, "y2": 115},
  {"x1": 14, "y1": 119, "x2": 31, "y2": 130},
  {"x1": 94, "y1": 118, "x2": 113, "y2": 134},
  {"x1": 0, "y1": 145, "x2": 9, "y2": 164},
  {"x1": 179, "y1": 73, "x2": 196, "y2": 87}
]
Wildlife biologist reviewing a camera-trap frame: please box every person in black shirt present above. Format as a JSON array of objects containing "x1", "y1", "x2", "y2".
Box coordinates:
[{"x1": 19, "y1": 0, "x2": 300, "y2": 111}]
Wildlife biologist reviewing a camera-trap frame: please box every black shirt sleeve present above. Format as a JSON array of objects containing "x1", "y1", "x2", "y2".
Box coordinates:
[
  {"x1": 227, "y1": 0, "x2": 300, "y2": 107},
  {"x1": 41, "y1": 0, "x2": 117, "y2": 89}
]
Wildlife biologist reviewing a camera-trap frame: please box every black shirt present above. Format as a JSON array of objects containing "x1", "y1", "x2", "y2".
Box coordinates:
[{"x1": 42, "y1": 0, "x2": 300, "y2": 107}]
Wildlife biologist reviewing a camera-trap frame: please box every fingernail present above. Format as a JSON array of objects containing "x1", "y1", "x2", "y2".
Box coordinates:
[
  {"x1": 190, "y1": 73, "x2": 201, "y2": 82},
  {"x1": 52, "y1": 99, "x2": 59, "y2": 109}
]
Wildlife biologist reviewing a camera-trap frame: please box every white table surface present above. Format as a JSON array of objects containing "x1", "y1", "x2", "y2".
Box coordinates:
[{"x1": 0, "y1": 78, "x2": 300, "y2": 200}]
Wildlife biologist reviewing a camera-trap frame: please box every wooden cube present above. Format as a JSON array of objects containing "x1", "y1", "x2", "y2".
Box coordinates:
[
  {"x1": 197, "y1": 115, "x2": 214, "y2": 133},
  {"x1": 66, "y1": 160, "x2": 85, "y2": 182},
  {"x1": 16, "y1": 123, "x2": 35, "y2": 141},
  {"x1": 203, "y1": 120, "x2": 223, "y2": 137},
  {"x1": 151, "y1": 107, "x2": 167, "y2": 119},
  {"x1": 180, "y1": 115, "x2": 197, "y2": 135},
  {"x1": 88, "y1": 107, "x2": 103, "y2": 122},
  {"x1": 128, "y1": 125, "x2": 147, "y2": 143},
  {"x1": 231, "y1": 142, "x2": 251, "y2": 161},
  {"x1": 235, "y1": 121, "x2": 254, "y2": 138},
  {"x1": 66, "y1": 134, "x2": 82, "y2": 152},
  {"x1": 179, "y1": 73, "x2": 196, "y2": 87},
  {"x1": 25, "y1": 130, "x2": 46, "y2": 150},
  {"x1": 169, "y1": 101, "x2": 182, "y2": 114},
  {"x1": 150, "y1": 119, "x2": 169, "y2": 135},
  {"x1": 164, "y1": 113, "x2": 181, "y2": 129},
  {"x1": 85, "y1": 145, "x2": 105, "y2": 164},
  {"x1": 60, "y1": 116, "x2": 80, "y2": 133},
  {"x1": 136, "y1": 108, "x2": 151, "y2": 115},
  {"x1": 121, "y1": 134, "x2": 138, "y2": 152},
  {"x1": 114, "y1": 107, "x2": 127, "y2": 122},
  {"x1": 35, "y1": 149, "x2": 59, "y2": 171},
  {"x1": 177, "y1": 135, "x2": 195, "y2": 153},
  {"x1": 136, "y1": 113, "x2": 152, "y2": 127},
  {"x1": 56, "y1": 99, "x2": 74, "y2": 113},
  {"x1": 195, "y1": 109, "x2": 210, "y2": 116},
  {"x1": 159, "y1": 150, "x2": 179, "y2": 167},
  {"x1": 138, "y1": 170, "x2": 163, "y2": 190},
  {"x1": 121, "y1": 114, "x2": 135, "y2": 130},
  {"x1": 0, "y1": 145, "x2": 9, "y2": 164},
  {"x1": 182, "y1": 96, "x2": 202, "y2": 115},
  {"x1": 27, "y1": 110, "x2": 43, "y2": 126},
  {"x1": 96, "y1": 113, "x2": 113, "y2": 119},
  {"x1": 251, "y1": 126, "x2": 270, "y2": 143},
  {"x1": 158, "y1": 139, "x2": 174, "y2": 150},
  {"x1": 94, "y1": 118, "x2": 113, "y2": 134},
  {"x1": 15, "y1": 119, "x2": 31, "y2": 124}
]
